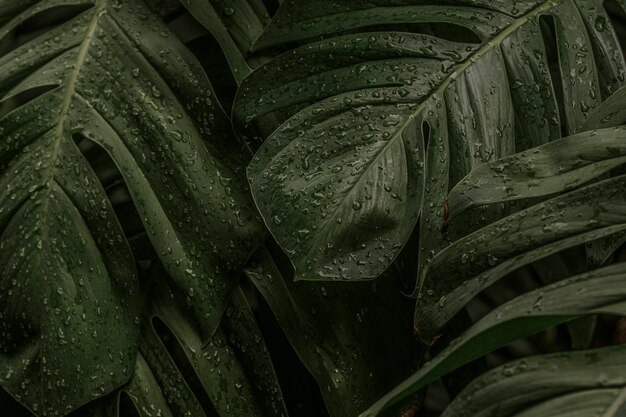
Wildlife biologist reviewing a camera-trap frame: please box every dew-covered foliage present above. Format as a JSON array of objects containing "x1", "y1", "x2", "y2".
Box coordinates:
[{"x1": 1, "y1": 1, "x2": 626, "y2": 417}]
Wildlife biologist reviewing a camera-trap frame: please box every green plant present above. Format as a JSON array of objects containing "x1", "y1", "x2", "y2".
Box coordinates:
[{"x1": 1, "y1": 0, "x2": 626, "y2": 416}]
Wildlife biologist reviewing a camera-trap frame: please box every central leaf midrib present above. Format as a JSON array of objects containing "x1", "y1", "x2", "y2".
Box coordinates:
[
  {"x1": 36, "y1": 1, "x2": 105, "y2": 412},
  {"x1": 287, "y1": 0, "x2": 561, "y2": 260},
  {"x1": 48, "y1": 2, "x2": 104, "y2": 180},
  {"x1": 368, "y1": 0, "x2": 561, "y2": 175}
]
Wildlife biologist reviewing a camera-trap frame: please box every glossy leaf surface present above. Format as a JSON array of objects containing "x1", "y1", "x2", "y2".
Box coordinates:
[
  {"x1": 0, "y1": 1, "x2": 263, "y2": 414},
  {"x1": 362, "y1": 261, "x2": 626, "y2": 416},
  {"x1": 442, "y1": 345, "x2": 626, "y2": 417},
  {"x1": 416, "y1": 174, "x2": 626, "y2": 343},
  {"x1": 246, "y1": 244, "x2": 418, "y2": 417},
  {"x1": 447, "y1": 125, "x2": 626, "y2": 218},
  {"x1": 236, "y1": 0, "x2": 626, "y2": 280}
]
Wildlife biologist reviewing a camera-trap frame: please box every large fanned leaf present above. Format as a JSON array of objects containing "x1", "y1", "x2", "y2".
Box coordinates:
[
  {"x1": 0, "y1": 1, "x2": 263, "y2": 414},
  {"x1": 245, "y1": 244, "x2": 418, "y2": 417},
  {"x1": 415, "y1": 174, "x2": 626, "y2": 343},
  {"x1": 0, "y1": 0, "x2": 263, "y2": 343},
  {"x1": 441, "y1": 345, "x2": 626, "y2": 417},
  {"x1": 234, "y1": 0, "x2": 626, "y2": 281},
  {"x1": 359, "y1": 261, "x2": 626, "y2": 416},
  {"x1": 180, "y1": 0, "x2": 271, "y2": 83}
]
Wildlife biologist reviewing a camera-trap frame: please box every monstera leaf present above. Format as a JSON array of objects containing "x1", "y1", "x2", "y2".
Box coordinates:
[
  {"x1": 0, "y1": 1, "x2": 263, "y2": 415},
  {"x1": 179, "y1": 0, "x2": 272, "y2": 82},
  {"x1": 441, "y1": 344, "x2": 626, "y2": 417},
  {"x1": 361, "y1": 261, "x2": 626, "y2": 416},
  {"x1": 246, "y1": 243, "x2": 418, "y2": 417},
  {"x1": 113, "y1": 276, "x2": 288, "y2": 417},
  {"x1": 234, "y1": 0, "x2": 626, "y2": 281}
]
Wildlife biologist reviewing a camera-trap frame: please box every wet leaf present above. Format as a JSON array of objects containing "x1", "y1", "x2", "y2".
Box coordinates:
[
  {"x1": 147, "y1": 275, "x2": 289, "y2": 417},
  {"x1": 235, "y1": 0, "x2": 626, "y2": 281},
  {"x1": 580, "y1": 83, "x2": 626, "y2": 131},
  {"x1": 113, "y1": 274, "x2": 288, "y2": 417},
  {"x1": 447, "y1": 125, "x2": 626, "y2": 219},
  {"x1": 246, "y1": 244, "x2": 419, "y2": 417},
  {"x1": 0, "y1": 1, "x2": 263, "y2": 414},
  {"x1": 361, "y1": 261, "x2": 626, "y2": 416},
  {"x1": 416, "y1": 174, "x2": 626, "y2": 343},
  {"x1": 441, "y1": 344, "x2": 626, "y2": 417}
]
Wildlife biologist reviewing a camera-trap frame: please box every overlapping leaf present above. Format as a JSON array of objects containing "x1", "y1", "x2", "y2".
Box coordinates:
[
  {"x1": 146, "y1": 277, "x2": 288, "y2": 417},
  {"x1": 416, "y1": 174, "x2": 626, "y2": 343},
  {"x1": 441, "y1": 345, "x2": 626, "y2": 417},
  {"x1": 234, "y1": 0, "x2": 626, "y2": 281},
  {"x1": 361, "y1": 261, "x2": 626, "y2": 416},
  {"x1": 446, "y1": 125, "x2": 626, "y2": 218},
  {"x1": 112, "y1": 276, "x2": 287, "y2": 417},
  {"x1": 246, "y1": 244, "x2": 418, "y2": 417},
  {"x1": 83, "y1": 276, "x2": 288, "y2": 417},
  {"x1": 0, "y1": 0, "x2": 263, "y2": 415},
  {"x1": 180, "y1": 0, "x2": 271, "y2": 83}
]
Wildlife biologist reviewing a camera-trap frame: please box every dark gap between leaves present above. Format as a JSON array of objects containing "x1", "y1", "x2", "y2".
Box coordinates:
[
  {"x1": 151, "y1": 317, "x2": 220, "y2": 417},
  {"x1": 424, "y1": 379, "x2": 451, "y2": 416},
  {"x1": 605, "y1": 0, "x2": 626, "y2": 58},
  {"x1": 590, "y1": 314, "x2": 626, "y2": 347},
  {"x1": 65, "y1": 390, "x2": 118, "y2": 417},
  {"x1": 261, "y1": 0, "x2": 281, "y2": 17},
  {"x1": 119, "y1": 392, "x2": 141, "y2": 417},
  {"x1": 167, "y1": 10, "x2": 206, "y2": 44},
  {"x1": 240, "y1": 268, "x2": 330, "y2": 417},
  {"x1": 0, "y1": 386, "x2": 32, "y2": 417},
  {"x1": 539, "y1": 14, "x2": 568, "y2": 138},
  {"x1": 0, "y1": 4, "x2": 93, "y2": 56},
  {"x1": 187, "y1": 33, "x2": 238, "y2": 112},
  {"x1": 422, "y1": 120, "x2": 431, "y2": 151}
]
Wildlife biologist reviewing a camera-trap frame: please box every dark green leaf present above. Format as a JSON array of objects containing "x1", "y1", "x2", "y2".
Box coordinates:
[
  {"x1": 246, "y1": 244, "x2": 418, "y2": 417},
  {"x1": 236, "y1": 0, "x2": 626, "y2": 280},
  {"x1": 441, "y1": 345, "x2": 626, "y2": 417},
  {"x1": 361, "y1": 261, "x2": 626, "y2": 416},
  {"x1": 446, "y1": 125, "x2": 626, "y2": 219},
  {"x1": 0, "y1": 0, "x2": 263, "y2": 347},
  {"x1": 416, "y1": 174, "x2": 626, "y2": 343},
  {"x1": 0, "y1": 2, "x2": 264, "y2": 414},
  {"x1": 148, "y1": 277, "x2": 288, "y2": 417}
]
